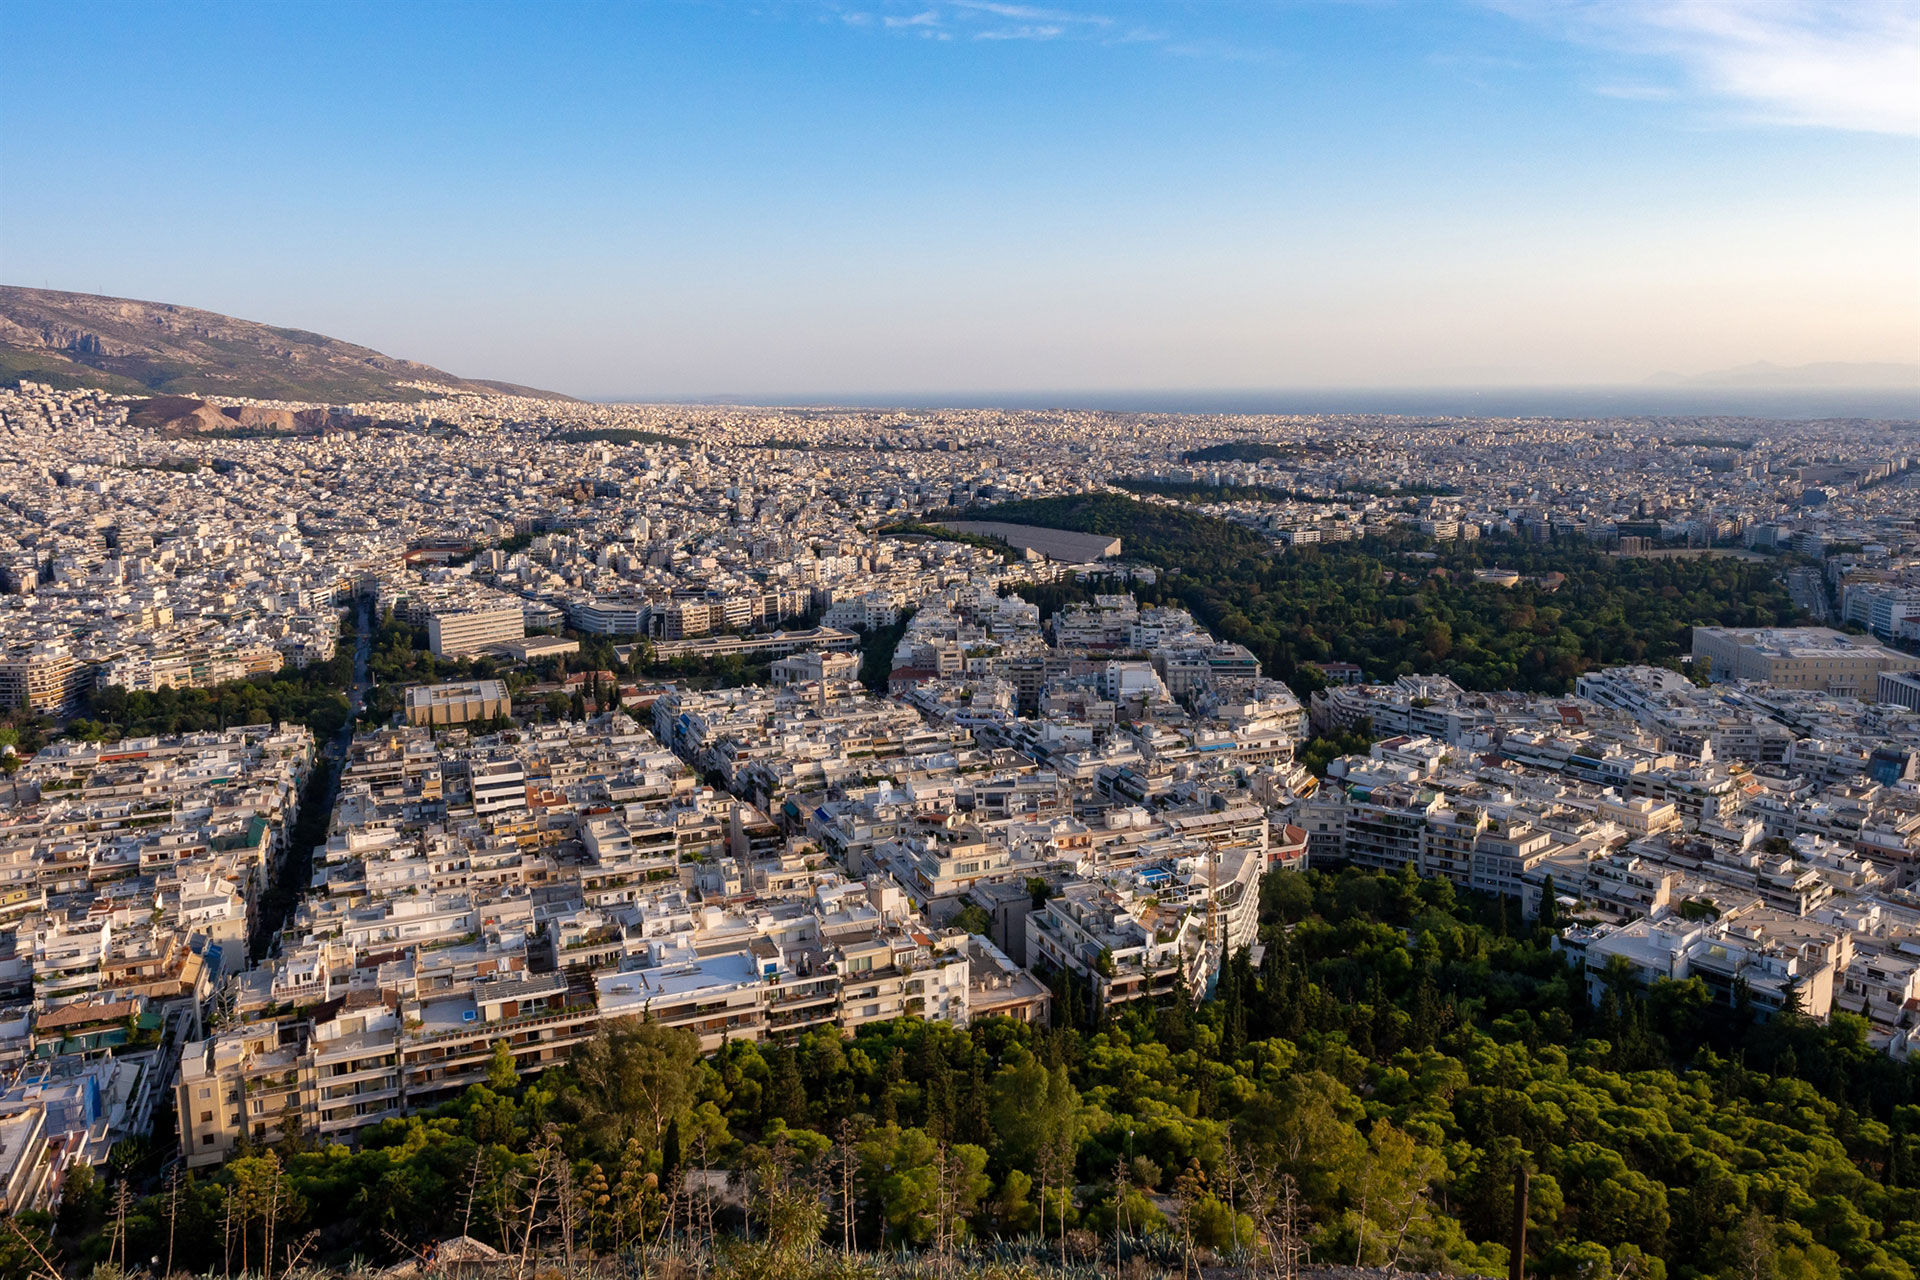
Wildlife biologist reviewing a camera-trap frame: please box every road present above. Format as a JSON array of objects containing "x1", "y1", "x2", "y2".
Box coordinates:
[
  {"x1": 1787, "y1": 566, "x2": 1832, "y2": 622},
  {"x1": 328, "y1": 594, "x2": 374, "y2": 764},
  {"x1": 256, "y1": 597, "x2": 372, "y2": 962}
]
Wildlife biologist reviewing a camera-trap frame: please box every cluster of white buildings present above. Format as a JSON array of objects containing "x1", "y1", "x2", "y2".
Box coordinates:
[
  {"x1": 166, "y1": 574, "x2": 1323, "y2": 1165},
  {"x1": 1296, "y1": 640, "x2": 1920, "y2": 1050},
  {"x1": 0, "y1": 725, "x2": 316, "y2": 1207}
]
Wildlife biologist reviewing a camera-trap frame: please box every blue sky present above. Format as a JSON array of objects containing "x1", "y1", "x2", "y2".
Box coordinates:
[{"x1": 2, "y1": 0, "x2": 1915, "y2": 399}]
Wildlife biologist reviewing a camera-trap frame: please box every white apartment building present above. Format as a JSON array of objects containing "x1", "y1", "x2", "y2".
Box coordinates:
[{"x1": 427, "y1": 604, "x2": 526, "y2": 658}]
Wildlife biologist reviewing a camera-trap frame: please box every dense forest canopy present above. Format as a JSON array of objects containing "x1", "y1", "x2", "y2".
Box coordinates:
[
  {"x1": 552, "y1": 428, "x2": 692, "y2": 447},
  {"x1": 1118, "y1": 478, "x2": 1456, "y2": 505},
  {"x1": 1116, "y1": 477, "x2": 1362, "y2": 507},
  {"x1": 973, "y1": 492, "x2": 1803, "y2": 695},
  {"x1": 1182, "y1": 442, "x2": 1296, "y2": 464}
]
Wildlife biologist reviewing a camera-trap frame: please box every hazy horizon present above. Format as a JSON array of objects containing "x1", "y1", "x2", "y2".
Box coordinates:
[
  {"x1": 581, "y1": 382, "x2": 1920, "y2": 421},
  {"x1": 3, "y1": 1, "x2": 1916, "y2": 399}
]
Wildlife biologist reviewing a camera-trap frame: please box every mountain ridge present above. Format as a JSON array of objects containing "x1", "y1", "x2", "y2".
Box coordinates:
[
  {"x1": 1644, "y1": 360, "x2": 1920, "y2": 389},
  {"x1": 0, "y1": 285, "x2": 573, "y2": 403}
]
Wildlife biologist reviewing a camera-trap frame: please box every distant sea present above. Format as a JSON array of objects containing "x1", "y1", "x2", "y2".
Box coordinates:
[{"x1": 636, "y1": 386, "x2": 1920, "y2": 422}]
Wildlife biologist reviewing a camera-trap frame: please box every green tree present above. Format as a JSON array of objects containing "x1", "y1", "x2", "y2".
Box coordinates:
[
  {"x1": 0, "y1": 1213, "x2": 59, "y2": 1279},
  {"x1": 58, "y1": 1164, "x2": 104, "y2": 1240},
  {"x1": 488, "y1": 1039, "x2": 519, "y2": 1092},
  {"x1": 856, "y1": 1126, "x2": 989, "y2": 1246},
  {"x1": 0, "y1": 730, "x2": 22, "y2": 806},
  {"x1": 951, "y1": 904, "x2": 992, "y2": 937},
  {"x1": 567, "y1": 1018, "x2": 700, "y2": 1153}
]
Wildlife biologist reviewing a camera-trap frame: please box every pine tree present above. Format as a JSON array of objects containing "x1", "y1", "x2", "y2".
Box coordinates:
[
  {"x1": 1195, "y1": 1061, "x2": 1218, "y2": 1118},
  {"x1": 1287, "y1": 965, "x2": 1312, "y2": 1038},
  {"x1": 488, "y1": 1038, "x2": 519, "y2": 1092},
  {"x1": 1257, "y1": 938, "x2": 1290, "y2": 1039}
]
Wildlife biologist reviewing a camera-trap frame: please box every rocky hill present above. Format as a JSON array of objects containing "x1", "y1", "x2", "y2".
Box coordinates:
[{"x1": 0, "y1": 285, "x2": 571, "y2": 402}]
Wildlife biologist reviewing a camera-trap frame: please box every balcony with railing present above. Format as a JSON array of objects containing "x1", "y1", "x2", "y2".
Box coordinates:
[
  {"x1": 405, "y1": 999, "x2": 598, "y2": 1046},
  {"x1": 316, "y1": 1101, "x2": 403, "y2": 1134}
]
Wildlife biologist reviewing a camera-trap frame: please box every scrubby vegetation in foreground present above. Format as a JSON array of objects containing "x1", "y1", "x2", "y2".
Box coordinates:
[{"x1": 21, "y1": 867, "x2": 1920, "y2": 1280}]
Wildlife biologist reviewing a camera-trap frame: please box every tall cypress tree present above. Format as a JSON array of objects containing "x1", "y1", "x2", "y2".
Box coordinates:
[
  {"x1": 917, "y1": 1034, "x2": 952, "y2": 1141},
  {"x1": 661, "y1": 1115, "x2": 682, "y2": 1188},
  {"x1": 1410, "y1": 966, "x2": 1442, "y2": 1051},
  {"x1": 957, "y1": 1050, "x2": 991, "y2": 1146},
  {"x1": 877, "y1": 1047, "x2": 902, "y2": 1128},
  {"x1": 769, "y1": 1044, "x2": 807, "y2": 1127}
]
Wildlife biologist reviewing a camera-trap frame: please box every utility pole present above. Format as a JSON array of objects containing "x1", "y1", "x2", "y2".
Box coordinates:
[
  {"x1": 165, "y1": 1165, "x2": 183, "y2": 1277},
  {"x1": 111, "y1": 1179, "x2": 131, "y2": 1274}
]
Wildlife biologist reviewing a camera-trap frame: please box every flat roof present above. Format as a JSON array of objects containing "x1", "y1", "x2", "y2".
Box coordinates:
[
  {"x1": 501, "y1": 636, "x2": 580, "y2": 657},
  {"x1": 598, "y1": 950, "x2": 760, "y2": 1001},
  {"x1": 1694, "y1": 626, "x2": 1909, "y2": 659},
  {"x1": 406, "y1": 679, "x2": 509, "y2": 706}
]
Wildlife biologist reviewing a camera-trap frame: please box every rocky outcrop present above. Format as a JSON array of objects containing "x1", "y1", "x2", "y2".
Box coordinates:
[
  {"x1": 123, "y1": 396, "x2": 332, "y2": 436},
  {"x1": 0, "y1": 286, "x2": 571, "y2": 403}
]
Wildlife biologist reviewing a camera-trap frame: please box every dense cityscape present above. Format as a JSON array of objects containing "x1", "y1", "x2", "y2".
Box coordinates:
[
  {"x1": 0, "y1": 375, "x2": 1916, "y2": 1278},
  {"x1": 4, "y1": 0, "x2": 1918, "y2": 1275}
]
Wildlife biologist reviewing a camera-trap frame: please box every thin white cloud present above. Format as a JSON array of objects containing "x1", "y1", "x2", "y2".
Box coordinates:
[
  {"x1": 844, "y1": 1, "x2": 1267, "y2": 62},
  {"x1": 858, "y1": 0, "x2": 1118, "y2": 41},
  {"x1": 1491, "y1": 0, "x2": 1920, "y2": 136},
  {"x1": 974, "y1": 24, "x2": 1066, "y2": 40},
  {"x1": 950, "y1": 1, "x2": 1109, "y2": 26}
]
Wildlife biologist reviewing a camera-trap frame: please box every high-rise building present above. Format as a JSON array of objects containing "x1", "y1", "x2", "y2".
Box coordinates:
[
  {"x1": 426, "y1": 605, "x2": 525, "y2": 658},
  {"x1": 0, "y1": 648, "x2": 91, "y2": 713}
]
